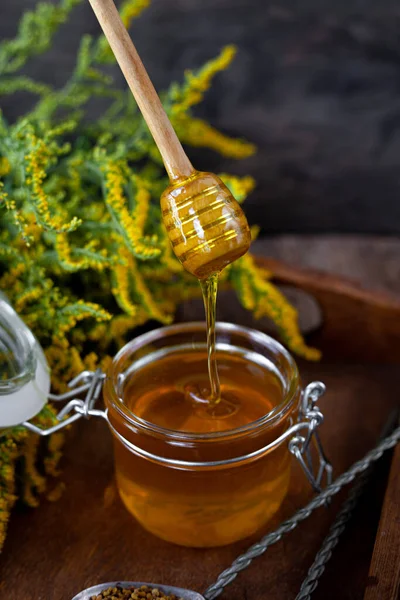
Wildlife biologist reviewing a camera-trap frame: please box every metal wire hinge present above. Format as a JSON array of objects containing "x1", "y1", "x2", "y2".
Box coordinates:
[
  {"x1": 289, "y1": 381, "x2": 333, "y2": 493},
  {"x1": 22, "y1": 372, "x2": 332, "y2": 493},
  {"x1": 23, "y1": 369, "x2": 106, "y2": 436}
]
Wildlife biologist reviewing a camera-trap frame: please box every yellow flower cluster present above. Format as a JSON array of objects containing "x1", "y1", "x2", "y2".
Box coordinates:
[
  {"x1": 45, "y1": 346, "x2": 104, "y2": 392},
  {"x1": 112, "y1": 261, "x2": 139, "y2": 317},
  {"x1": 0, "y1": 404, "x2": 64, "y2": 549},
  {"x1": 120, "y1": 0, "x2": 150, "y2": 28},
  {"x1": 232, "y1": 254, "x2": 321, "y2": 361},
  {"x1": 0, "y1": 432, "x2": 25, "y2": 550},
  {"x1": 171, "y1": 45, "x2": 238, "y2": 115},
  {"x1": 112, "y1": 247, "x2": 171, "y2": 324},
  {"x1": 22, "y1": 435, "x2": 46, "y2": 507},
  {"x1": 14, "y1": 286, "x2": 43, "y2": 312},
  {"x1": 177, "y1": 117, "x2": 256, "y2": 159},
  {"x1": 25, "y1": 133, "x2": 81, "y2": 233},
  {"x1": 0, "y1": 183, "x2": 30, "y2": 243},
  {"x1": 219, "y1": 174, "x2": 256, "y2": 202},
  {"x1": 0, "y1": 263, "x2": 26, "y2": 291},
  {"x1": 170, "y1": 46, "x2": 256, "y2": 159},
  {"x1": 103, "y1": 161, "x2": 160, "y2": 260},
  {"x1": 128, "y1": 252, "x2": 172, "y2": 323},
  {"x1": 55, "y1": 232, "x2": 110, "y2": 272},
  {"x1": 52, "y1": 300, "x2": 111, "y2": 347},
  {"x1": 90, "y1": 314, "x2": 147, "y2": 350}
]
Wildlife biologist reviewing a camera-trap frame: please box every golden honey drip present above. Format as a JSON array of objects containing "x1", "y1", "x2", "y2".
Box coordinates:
[
  {"x1": 161, "y1": 170, "x2": 251, "y2": 405},
  {"x1": 199, "y1": 273, "x2": 220, "y2": 404}
]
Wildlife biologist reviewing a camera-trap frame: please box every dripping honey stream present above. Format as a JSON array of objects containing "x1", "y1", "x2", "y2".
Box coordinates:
[
  {"x1": 200, "y1": 273, "x2": 220, "y2": 405},
  {"x1": 88, "y1": 0, "x2": 251, "y2": 416}
]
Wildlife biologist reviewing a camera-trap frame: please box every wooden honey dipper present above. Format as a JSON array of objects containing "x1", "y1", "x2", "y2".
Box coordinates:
[{"x1": 87, "y1": 0, "x2": 251, "y2": 279}]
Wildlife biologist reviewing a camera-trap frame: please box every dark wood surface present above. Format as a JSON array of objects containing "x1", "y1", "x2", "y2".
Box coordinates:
[
  {"x1": 364, "y1": 441, "x2": 400, "y2": 600},
  {"x1": 257, "y1": 256, "x2": 400, "y2": 363},
  {"x1": 1, "y1": 237, "x2": 400, "y2": 599}
]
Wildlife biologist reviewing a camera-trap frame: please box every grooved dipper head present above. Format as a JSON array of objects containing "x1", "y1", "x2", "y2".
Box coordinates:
[{"x1": 161, "y1": 171, "x2": 251, "y2": 279}]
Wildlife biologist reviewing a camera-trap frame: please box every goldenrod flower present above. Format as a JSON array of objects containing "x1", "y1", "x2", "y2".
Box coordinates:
[
  {"x1": 170, "y1": 46, "x2": 238, "y2": 115},
  {"x1": 24, "y1": 133, "x2": 81, "y2": 233},
  {"x1": 219, "y1": 174, "x2": 256, "y2": 203},
  {"x1": 231, "y1": 255, "x2": 321, "y2": 360},
  {"x1": 121, "y1": 0, "x2": 151, "y2": 28},
  {"x1": 103, "y1": 161, "x2": 161, "y2": 260},
  {"x1": 175, "y1": 116, "x2": 256, "y2": 159}
]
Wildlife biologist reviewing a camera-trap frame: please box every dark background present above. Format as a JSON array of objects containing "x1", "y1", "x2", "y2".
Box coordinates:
[{"x1": 2, "y1": 0, "x2": 400, "y2": 234}]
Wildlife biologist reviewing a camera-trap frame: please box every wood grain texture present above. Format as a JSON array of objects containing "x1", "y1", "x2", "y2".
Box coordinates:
[
  {"x1": 364, "y1": 442, "x2": 400, "y2": 600},
  {"x1": 255, "y1": 255, "x2": 400, "y2": 363},
  {"x1": 252, "y1": 237, "x2": 400, "y2": 296},
  {"x1": 87, "y1": 0, "x2": 193, "y2": 180}
]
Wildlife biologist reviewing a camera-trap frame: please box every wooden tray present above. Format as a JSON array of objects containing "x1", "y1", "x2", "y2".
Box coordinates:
[
  {"x1": 364, "y1": 439, "x2": 400, "y2": 600},
  {"x1": 1, "y1": 255, "x2": 400, "y2": 600}
]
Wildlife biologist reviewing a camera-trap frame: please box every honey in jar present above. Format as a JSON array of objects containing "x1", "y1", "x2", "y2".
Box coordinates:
[{"x1": 104, "y1": 323, "x2": 301, "y2": 547}]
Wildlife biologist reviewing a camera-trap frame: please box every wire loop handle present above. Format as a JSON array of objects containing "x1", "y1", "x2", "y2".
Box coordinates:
[
  {"x1": 23, "y1": 369, "x2": 106, "y2": 436},
  {"x1": 21, "y1": 373, "x2": 331, "y2": 489},
  {"x1": 290, "y1": 381, "x2": 333, "y2": 493}
]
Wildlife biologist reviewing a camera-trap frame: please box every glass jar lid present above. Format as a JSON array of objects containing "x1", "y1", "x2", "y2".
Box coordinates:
[{"x1": 0, "y1": 292, "x2": 50, "y2": 427}]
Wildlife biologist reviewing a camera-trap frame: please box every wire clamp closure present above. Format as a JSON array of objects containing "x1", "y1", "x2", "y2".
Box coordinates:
[
  {"x1": 22, "y1": 369, "x2": 107, "y2": 436},
  {"x1": 22, "y1": 374, "x2": 332, "y2": 493},
  {"x1": 289, "y1": 381, "x2": 332, "y2": 492}
]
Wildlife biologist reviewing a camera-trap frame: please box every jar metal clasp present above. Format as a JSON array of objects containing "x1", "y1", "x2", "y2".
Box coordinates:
[
  {"x1": 22, "y1": 369, "x2": 107, "y2": 436},
  {"x1": 290, "y1": 381, "x2": 333, "y2": 492},
  {"x1": 22, "y1": 370, "x2": 332, "y2": 493}
]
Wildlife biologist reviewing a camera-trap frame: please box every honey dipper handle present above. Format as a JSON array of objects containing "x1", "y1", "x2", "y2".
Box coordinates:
[{"x1": 87, "y1": 0, "x2": 194, "y2": 181}]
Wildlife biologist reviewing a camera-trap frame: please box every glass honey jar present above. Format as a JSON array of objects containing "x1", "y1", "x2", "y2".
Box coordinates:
[
  {"x1": 103, "y1": 322, "x2": 304, "y2": 548},
  {"x1": 8, "y1": 310, "x2": 330, "y2": 549}
]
